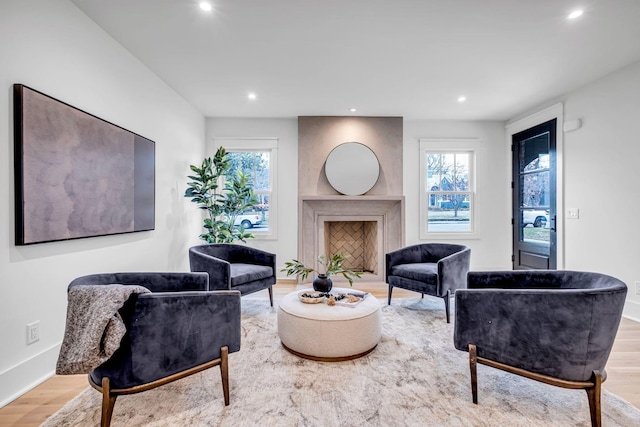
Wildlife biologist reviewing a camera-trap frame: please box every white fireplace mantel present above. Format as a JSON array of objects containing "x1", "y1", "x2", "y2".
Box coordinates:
[{"x1": 298, "y1": 195, "x2": 405, "y2": 283}]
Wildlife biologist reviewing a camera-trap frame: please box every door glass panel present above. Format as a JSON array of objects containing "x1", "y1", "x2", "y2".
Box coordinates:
[
  {"x1": 518, "y1": 133, "x2": 550, "y2": 245},
  {"x1": 522, "y1": 170, "x2": 549, "y2": 208}
]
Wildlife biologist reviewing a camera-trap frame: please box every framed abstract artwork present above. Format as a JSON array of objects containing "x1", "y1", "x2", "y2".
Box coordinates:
[{"x1": 13, "y1": 84, "x2": 155, "y2": 245}]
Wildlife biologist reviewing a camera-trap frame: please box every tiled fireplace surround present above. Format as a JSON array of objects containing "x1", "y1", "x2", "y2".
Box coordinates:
[{"x1": 297, "y1": 116, "x2": 405, "y2": 283}]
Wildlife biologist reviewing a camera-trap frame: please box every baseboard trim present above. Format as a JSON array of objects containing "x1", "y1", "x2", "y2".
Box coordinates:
[
  {"x1": 623, "y1": 300, "x2": 640, "y2": 323},
  {"x1": 0, "y1": 343, "x2": 60, "y2": 408}
]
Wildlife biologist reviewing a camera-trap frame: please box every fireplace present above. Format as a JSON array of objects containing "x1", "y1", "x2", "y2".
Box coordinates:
[
  {"x1": 325, "y1": 220, "x2": 378, "y2": 273},
  {"x1": 299, "y1": 196, "x2": 404, "y2": 283}
]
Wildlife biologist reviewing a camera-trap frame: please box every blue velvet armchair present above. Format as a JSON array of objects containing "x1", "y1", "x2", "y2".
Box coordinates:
[
  {"x1": 385, "y1": 243, "x2": 471, "y2": 322},
  {"x1": 454, "y1": 270, "x2": 627, "y2": 427},
  {"x1": 66, "y1": 272, "x2": 241, "y2": 427},
  {"x1": 189, "y1": 243, "x2": 277, "y2": 306}
]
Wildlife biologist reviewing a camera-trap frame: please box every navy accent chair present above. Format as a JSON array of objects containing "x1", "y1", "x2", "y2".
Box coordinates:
[
  {"x1": 189, "y1": 243, "x2": 277, "y2": 306},
  {"x1": 385, "y1": 243, "x2": 471, "y2": 322},
  {"x1": 69, "y1": 272, "x2": 241, "y2": 427},
  {"x1": 454, "y1": 270, "x2": 627, "y2": 427}
]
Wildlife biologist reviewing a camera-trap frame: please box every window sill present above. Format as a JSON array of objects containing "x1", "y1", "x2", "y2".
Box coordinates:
[
  {"x1": 249, "y1": 231, "x2": 277, "y2": 241},
  {"x1": 420, "y1": 232, "x2": 480, "y2": 240}
]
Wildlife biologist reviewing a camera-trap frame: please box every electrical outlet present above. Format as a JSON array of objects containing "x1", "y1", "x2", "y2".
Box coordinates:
[
  {"x1": 26, "y1": 321, "x2": 40, "y2": 345},
  {"x1": 567, "y1": 208, "x2": 580, "y2": 219}
]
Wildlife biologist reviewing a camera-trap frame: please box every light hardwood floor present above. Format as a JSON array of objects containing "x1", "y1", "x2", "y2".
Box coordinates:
[{"x1": 1, "y1": 282, "x2": 639, "y2": 426}]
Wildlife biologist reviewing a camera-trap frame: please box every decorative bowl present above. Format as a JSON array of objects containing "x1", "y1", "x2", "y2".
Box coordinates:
[{"x1": 298, "y1": 290, "x2": 325, "y2": 304}]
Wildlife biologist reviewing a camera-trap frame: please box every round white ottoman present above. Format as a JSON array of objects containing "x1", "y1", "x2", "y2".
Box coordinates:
[{"x1": 277, "y1": 288, "x2": 382, "y2": 361}]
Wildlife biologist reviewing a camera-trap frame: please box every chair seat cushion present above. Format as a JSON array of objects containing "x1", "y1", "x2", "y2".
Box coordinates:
[
  {"x1": 390, "y1": 263, "x2": 438, "y2": 284},
  {"x1": 230, "y1": 263, "x2": 274, "y2": 286}
]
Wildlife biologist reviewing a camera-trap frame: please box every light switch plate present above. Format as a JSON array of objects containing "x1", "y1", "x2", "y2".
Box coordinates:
[{"x1": 567, "y1": 208, "x2": 579, "y2": 219}]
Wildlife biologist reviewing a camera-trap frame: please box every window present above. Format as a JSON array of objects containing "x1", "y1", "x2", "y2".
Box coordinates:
[
  {"x1": 214, "y1": 138, "x2": 278, "y2": 239},
  {"x1": 420, "y1": 139, "x2": 478, "y2": 238}
]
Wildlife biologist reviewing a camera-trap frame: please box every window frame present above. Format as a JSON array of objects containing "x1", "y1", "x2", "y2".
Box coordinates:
[
  {"x1": 419, "y1": 139, "x2": 480, "y2": 240},
  {"x1": 213, "y1": 137, "x2": 278, "y2": 240}
]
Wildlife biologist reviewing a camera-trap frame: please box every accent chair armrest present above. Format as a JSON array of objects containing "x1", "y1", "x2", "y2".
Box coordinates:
[
  {"x1": 385, "y1": 245, "x2": 424, "y2": 281},
  {"x1": 189, "y1": 248, "x2": 233, "y2": 290},
  {"x1": 437, "y1": 247, "x2": 471, "y2": 295}
]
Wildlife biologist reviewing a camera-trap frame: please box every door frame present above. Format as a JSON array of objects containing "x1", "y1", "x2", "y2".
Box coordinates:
[{"x1": 506, "y1": 103, "x2": 564, "y2": 269}]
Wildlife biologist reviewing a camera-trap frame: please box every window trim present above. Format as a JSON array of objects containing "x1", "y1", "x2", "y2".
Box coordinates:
[
  {"x1": 213, "y1": 137, "x2": 278, "y2": 240},
  {"x1": 419, "y1": 139, "x2": 480, "y2": 240}
]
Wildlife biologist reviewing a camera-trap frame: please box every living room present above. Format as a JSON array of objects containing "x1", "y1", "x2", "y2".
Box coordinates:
[{"x1": 1, "y1": 0, "x2": 640, "y2": 425}]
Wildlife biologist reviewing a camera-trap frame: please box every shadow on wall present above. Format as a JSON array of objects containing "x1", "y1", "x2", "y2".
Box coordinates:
[{"x1": 166, "y1": 184, "x2": 190, "y2": 270}]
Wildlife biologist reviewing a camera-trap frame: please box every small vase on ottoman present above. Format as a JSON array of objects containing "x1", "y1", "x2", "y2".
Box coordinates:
[{"x1": 312, "y1": 274, "x2": 333, "y2": 292}]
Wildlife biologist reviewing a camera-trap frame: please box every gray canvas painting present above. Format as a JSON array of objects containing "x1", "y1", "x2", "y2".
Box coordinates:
[{"x1": 14, "y1": 85, "x2": 155, "y2": 244}]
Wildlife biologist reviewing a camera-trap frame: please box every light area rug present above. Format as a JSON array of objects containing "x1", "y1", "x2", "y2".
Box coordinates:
[{"x1": 42, "y1": 298, "x2": 640, "y2": 426}]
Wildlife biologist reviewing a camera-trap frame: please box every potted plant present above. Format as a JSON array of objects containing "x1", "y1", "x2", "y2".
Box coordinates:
[
  {"x1": 281, "y1": 253, "x2": 363, "y2": 292},
  {"x1": 185, "y1": 146, "x2": 259, "y2": 243}
]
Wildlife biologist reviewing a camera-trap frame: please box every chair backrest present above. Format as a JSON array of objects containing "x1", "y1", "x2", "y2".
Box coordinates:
[
  {"x1": 388, "y1": 243, "x2": 469, "y2": 264},
  {"x1": 190, "y1": 244, "x2": 233, "y2": 261},
  {"x1": 190, "y1": 243, "x2": 271, "y2": 264},
  {"x1": 422, "y1": 243, "x2": 469, "y2": 263},
  {"x1": 467, "y1": 270, "x2": 626, "y2": 291},
  {"x1": 68, "y1": 272, "x2": 209, "y2": 293}
]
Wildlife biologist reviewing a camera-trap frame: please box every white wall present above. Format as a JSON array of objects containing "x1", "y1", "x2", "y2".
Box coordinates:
[
  {"x1": 0, "y1": 0, "x2": 205, "y2": 406},
  {"x1": 560, "y1": 60, "x2": 640, "y2": 321},
  {"x1": 205, "y1": 118, "x2": 299, "y2": 275},
  {"x1": 403, "y1": 120, "x2": 512, "y2": 270}
]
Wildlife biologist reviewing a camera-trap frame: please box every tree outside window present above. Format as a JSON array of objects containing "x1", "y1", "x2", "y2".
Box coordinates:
[{"x1": 425, "y1": 151, "x2": 473, "y2": 233}]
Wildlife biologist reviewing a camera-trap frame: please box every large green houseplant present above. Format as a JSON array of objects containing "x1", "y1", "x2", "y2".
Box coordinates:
[{"x1": 185, "y1": 146, "x2": 259, "y2": 243}]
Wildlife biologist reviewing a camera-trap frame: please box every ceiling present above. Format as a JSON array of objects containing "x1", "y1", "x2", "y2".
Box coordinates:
[{"x1": 69, "y1": 0, "x2": 640, "y2": 121}]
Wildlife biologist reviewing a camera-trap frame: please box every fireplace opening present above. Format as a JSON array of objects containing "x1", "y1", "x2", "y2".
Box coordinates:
[{"x1": 324, "y1": 221, "x2": 378, "y2": 274}]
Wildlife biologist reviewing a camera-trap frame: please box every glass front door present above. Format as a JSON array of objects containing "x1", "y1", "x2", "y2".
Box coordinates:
[{"x1": 512, "y1": 119, "x2": 557, "y2": 270}]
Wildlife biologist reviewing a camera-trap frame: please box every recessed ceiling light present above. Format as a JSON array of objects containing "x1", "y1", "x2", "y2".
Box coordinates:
[
  {"x1": 248, "y1": 93, "x2": 257, "y2": 100},
  {"x1": 349, "y1": 108, "x2": 357, "y2": 112},
  {"x1": 199, "y1": 2, "x2": 213, "y2": 12},
  {"x1": 457, "y1": 96, "x2": 467, "y2": 103},
  {"x1": 568, "y1": 9, "x2": 583, "y2": 20}
]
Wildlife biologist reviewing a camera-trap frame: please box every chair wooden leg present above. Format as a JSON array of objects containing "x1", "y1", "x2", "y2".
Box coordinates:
[
  {"x1": 469, "y1": 344, "x2": 478, "y2": 404},
  {"x1": 465, "y1": 350, "x2": 603, "y2": 426},
  {"x1": 387, "y1": 284, "x2": 393, "y2": 305},
  {"x1": 101, "y1": 377, "x2": 117, "y2": 427},
  {"x1": 586, "y1": 370, "x2": 603, "y2": 427},
  {"x1": 421, "y1": 293, "x2": 424, "y2": 299},
  {"x1": 220, "y1": 346, "x2": 230, "y2": 406},
  {"x1": 268, "y1": 286, "x2": 273, "y2": 307},
  {"x1": 443, "y1": 290, "x2": 451, "y2": 323}
]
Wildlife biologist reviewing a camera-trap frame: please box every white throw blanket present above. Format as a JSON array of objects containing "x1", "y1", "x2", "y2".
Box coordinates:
[{"x1": 56, "y1": 284, "x2": 150, "y2": 375}]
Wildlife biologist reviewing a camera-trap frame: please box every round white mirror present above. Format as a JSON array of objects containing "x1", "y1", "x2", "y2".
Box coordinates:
[{"x1": 325, "y1": 142, "x2": 380, "y2": 195}]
